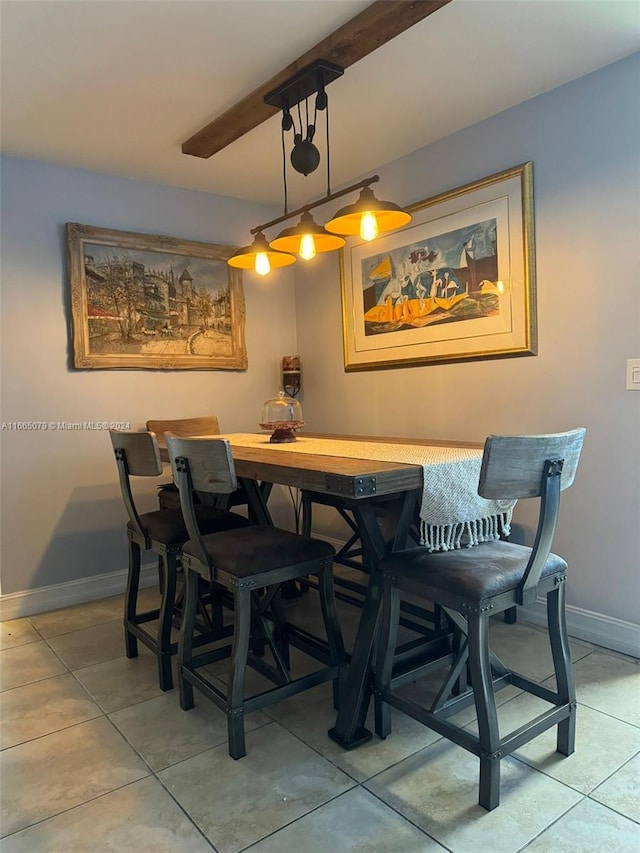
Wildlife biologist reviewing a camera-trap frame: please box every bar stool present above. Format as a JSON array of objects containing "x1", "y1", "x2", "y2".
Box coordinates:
[
  {"x1": 146, "y1": 416, "x2": 272, "y2": 515},
  {"x1": 373, "y1": 428, "x2": 586, "y2": 810},
  {"x1": 166, "y1": 434, "x2": 347, "y2": 759},
  {"x1": 109, "y1": 430, "x2": 250, "y2": 691}
]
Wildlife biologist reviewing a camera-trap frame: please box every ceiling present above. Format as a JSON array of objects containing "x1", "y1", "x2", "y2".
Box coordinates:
[{"x1": 2, "y1": 1, "x2": 638, "y2": 208}]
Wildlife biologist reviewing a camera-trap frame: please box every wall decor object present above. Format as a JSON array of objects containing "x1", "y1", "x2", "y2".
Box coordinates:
[
  {"x1": 340, "y1": 162, "x2": 536, "y2": 371},
  {"x1": 282, "y1": 355, "x2": 302, "y2": 398},
  {"x1": 66, "y1": 223, "x2": 247, "y2": 370}
]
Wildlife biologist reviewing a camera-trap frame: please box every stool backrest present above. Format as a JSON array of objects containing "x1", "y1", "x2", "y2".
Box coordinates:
[
  {"x1": 146, "y1": 416, "x2": 220, "y2": 442},
  {"x1": 109, "y1": 430, "x2": 164, "y2": 540},
  {"x1": 479, "y1": 429, "x2": 586, "y2": 500},
  {"x1": 478, "y1": 428, "x2": 586, "y2": 605},
  {"x1": 165, "y1": 435, "x2": 239, "y2": 575},
  {"x1": 165, "y1": 435, "x2": 237, "y2": 494}
]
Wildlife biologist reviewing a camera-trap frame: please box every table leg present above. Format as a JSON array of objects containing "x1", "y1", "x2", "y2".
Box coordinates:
[
  {"x1": 239, "y1": 477, "x2": 273, "y2": 526},
  {"x1": 328, "y1": 569, "x2": 382, "y2": 747},
  {"x1": 328, "y1": 491, "x2": 418, "y2": 749}
]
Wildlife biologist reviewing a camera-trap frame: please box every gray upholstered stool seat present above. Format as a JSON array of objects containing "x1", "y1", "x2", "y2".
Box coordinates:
[
  {"x1": 183, "y1": 525, "x2": 334, "y2": 580},
  {"x1": 133, "y1": 505, "x2": 249, "y2": 546},
  {"x1": 379, "y1": 541, "x2": 567, "y2": 602}
]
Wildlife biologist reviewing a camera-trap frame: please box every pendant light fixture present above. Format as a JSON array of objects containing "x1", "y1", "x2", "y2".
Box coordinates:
[
  {"x1": 227, "y1": 232, "x2": 295, "y2": 276},
  {"x1": 227, "y1": 59, "x2": 411, "y2": 276},
  {"x1": 325, "y1": 185, "x2": 412, "y2": 241},
  {"x1": 270, "y1": 211, "x2": 345, "y2": 260}
]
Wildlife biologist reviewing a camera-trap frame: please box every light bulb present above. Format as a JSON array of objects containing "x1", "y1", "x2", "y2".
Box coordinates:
[
  {"x1": 255, "y1": 252, "x2": 271, "y2": 276},
  {"x1": 299, "y1": 233, "x2": 316, "y2": 260},
  {"x1": 360, "y1": 211, "x2": 379, "y2": 241}
]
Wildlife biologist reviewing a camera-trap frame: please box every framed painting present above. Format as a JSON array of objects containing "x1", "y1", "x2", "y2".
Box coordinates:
[
  {"x1": 66, "y1": 223, "x2": 247, "y2": 370},
  {"x1": 340, "y1": 162, "x2": 536, "y2": 371}
]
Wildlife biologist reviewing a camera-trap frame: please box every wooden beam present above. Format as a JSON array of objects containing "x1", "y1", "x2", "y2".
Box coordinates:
[{"x1": 182, "y1": 0, "x2": 452, "y2": 159}]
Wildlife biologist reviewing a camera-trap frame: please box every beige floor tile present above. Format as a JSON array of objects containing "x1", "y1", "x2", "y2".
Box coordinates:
[
  {"x1": 569, "y1": 651, "x2": 640, "y2": 726},
  {"x1": 284, "y1": 594, "x2": 366, "y2": 654},
  {"x1": 365, "y1": 738, "x2": 581, "y2": 853},
  {"x1": 590, "y1": 752, "x2": 640, "y2": 823},
  {"x1": 0, "y1": 776, "x2": 212, "y2": 852},
  {"x1": 0, "y1": 641, "x2": 67, "y2": 692},
  {"x1": 73, "y1": 648, "x2": 170, "y2": 713},
  {"x1": 0, "y1": 717, "x2": 149, "y2": 837},
  {"x1": 273, "y1": 685, "x2": 442, "y2": 783},
  {"x1": 250, "y1": 786, "x2": 446, "y2": 852},
  {"x1": 397, "y1": 663, "x2": 522, "y2": 727},
  {"x1": 5, "y1": 588, "x2": 636, "y2": 853},
  {"x1": 587, "y1": 647, "x2": 639, "y2": 665},
  {"x1": 109, "y1": 691, "x2": 271, "y2": 771},
  {"x1": 466, "y1": 692, "x2": 640, "y2": 794},
  {"x1": 524, "y1": 798, "x2": 640, "y2": 852},
  {"x1": 210, "y1": 644, "x2": 338, "y2": 694},
  {"x1": 28, "y1": 596, "x2": 125, "y2": 638},
  {"x1": 0, "y1": 673, "x2": 101, "y2": 749},
  {"x1": 487, "y1": 619, "x2": 593, "y2": 682},
  {"x1": 262, "y1": 676, "x2": 336, "y2": 720},
  {"x1": 159, "y1": 722, "x2": 354, "y2": 853},
  {"x1": 46, "y1": 618, "x2": 128, "y2": 670},
  {"x1": 0, "y1": 618, "x2": 41, "y2": 650},
  {"x1": 136, "y1": 584, "x2": 164, "y2": 609}
]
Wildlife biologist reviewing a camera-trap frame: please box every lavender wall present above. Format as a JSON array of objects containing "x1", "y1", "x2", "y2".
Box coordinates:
[
  {"x1": 293, "y1": 54, "x2": 640, "y2": 626},
  {"x1": 0, "y1": 159, "x2": 296, "y2": 595}
]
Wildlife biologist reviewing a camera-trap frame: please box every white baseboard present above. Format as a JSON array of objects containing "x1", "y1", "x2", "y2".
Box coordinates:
[
  {"x1": 519, "y1": 600, "x2": 639, "y2": 659},
  {"x1": 0, "y1": 560, "x2": 159, "y2": 622}
]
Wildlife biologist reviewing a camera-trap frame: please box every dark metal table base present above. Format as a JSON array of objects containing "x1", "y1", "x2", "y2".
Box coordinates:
[
  {"x1": 327, "y1": 725, "x2": 373, "y2": 749},
  {"x1": 240, "y1": 476, "x2": 451, "y2": 751}
]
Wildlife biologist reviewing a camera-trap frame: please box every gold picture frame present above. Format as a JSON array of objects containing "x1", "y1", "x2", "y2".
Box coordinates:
[
  {"x1": 340, "y1": 162, "x2": 537, "y2": 371},
  {"x1": 66, "y1": 223, "x2": 247, "y2": 370}
]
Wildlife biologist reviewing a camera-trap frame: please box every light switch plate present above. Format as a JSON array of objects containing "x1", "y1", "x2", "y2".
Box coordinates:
[{"x1": 626, "y1": 358, "x2": 640, "y2": 390}]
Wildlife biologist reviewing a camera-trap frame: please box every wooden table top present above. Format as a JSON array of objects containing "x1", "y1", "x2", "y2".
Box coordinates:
[{"x1": 158, "y1": 432, "x2": 482, "y2": 500}]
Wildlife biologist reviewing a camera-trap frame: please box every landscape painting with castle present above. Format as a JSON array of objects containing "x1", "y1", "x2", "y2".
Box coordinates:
[{"x1": 66, "y1": 224, "x2": 247, "y2": 370}]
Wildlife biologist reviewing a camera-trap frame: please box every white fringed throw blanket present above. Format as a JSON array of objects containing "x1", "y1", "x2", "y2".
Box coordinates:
[{"x1": 221, "y1": 434, "x2": 515, "y2": 552}]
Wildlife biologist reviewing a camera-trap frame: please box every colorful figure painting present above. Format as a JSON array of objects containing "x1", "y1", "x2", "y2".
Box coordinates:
[
  {"x1": 361, "y1": 218, "x2": 500, "y2": 335},
  {"x1": 340, "y1": 163, "x2": 537, "y2": 370}
]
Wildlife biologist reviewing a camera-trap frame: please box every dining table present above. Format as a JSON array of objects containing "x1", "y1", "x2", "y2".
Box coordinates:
[{"x1": 158, "y1": 430, "x2": 513, "y2": 750}]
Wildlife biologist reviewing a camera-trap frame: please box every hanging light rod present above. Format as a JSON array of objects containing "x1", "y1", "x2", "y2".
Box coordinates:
[{"x1": 250, "y1": 175, "x2": 380, "y2": 236}]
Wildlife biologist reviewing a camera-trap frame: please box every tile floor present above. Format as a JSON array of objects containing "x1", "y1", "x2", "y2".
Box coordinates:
[{"x1": 1, "y1": 582, "x2": 638, "y2": 852}]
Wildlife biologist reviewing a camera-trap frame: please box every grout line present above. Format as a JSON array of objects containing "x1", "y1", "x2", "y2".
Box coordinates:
[
  {"x1": 0, "y1": 779, "x2": 154, "y2": 843},
  {"x1": 587, "y1": 785, "x2": 640, "y2": 828},
  {"x1": 515, "y1": 794, "x2": 589, "y2": 852},
  {"x1": 101, "y1": 712, "x2": 218, "y2": 851},
  {"x1": 268, "y1": 715, "x2": 364, "y2": 785},
  {"x1": 152, "y1": 773, "x2": 218, "y2": 852},
  {"x1": 360, "y1": 782, "x2": 456, "y2": 853},
  {"x1": 586, "y1": 747, "x2": 640, "y2": 820},
  {"x1": 236, "y1": 783, "x2": 356, "y2": 851}
]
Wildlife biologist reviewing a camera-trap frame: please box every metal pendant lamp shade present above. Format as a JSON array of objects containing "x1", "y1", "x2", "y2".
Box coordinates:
[
  {"x1": 228, "y1": 232, "x2": 295, "y2": 275},
  {"x1": 269, "y1": 211, "x2": 346, "y2": 259},
  {"x1": 325, "y1": 186, "x2": 412, "y2": 238}
]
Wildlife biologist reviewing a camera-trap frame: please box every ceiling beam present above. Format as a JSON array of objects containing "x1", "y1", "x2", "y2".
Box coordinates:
[{"x1": 182, "y1": 0, "x2": 452, "y2": 159}]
